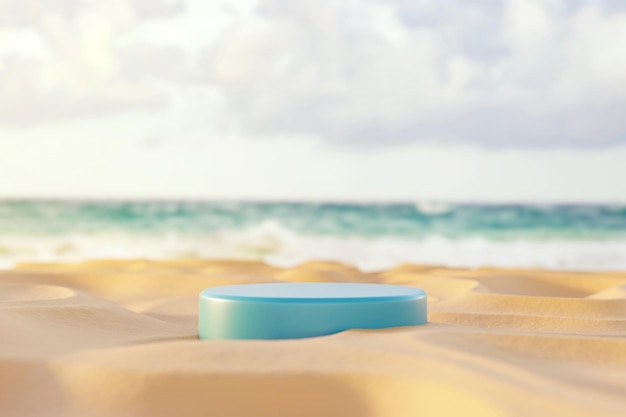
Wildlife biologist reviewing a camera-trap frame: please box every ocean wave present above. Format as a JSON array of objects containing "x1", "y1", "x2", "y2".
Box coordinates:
[{"x1": 1, "y1": 221, "x2": 625, "y2": 272}]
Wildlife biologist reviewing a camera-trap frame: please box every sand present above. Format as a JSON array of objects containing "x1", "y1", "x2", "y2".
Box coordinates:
[{"x1": 0, "y1": 260, "x2": 625, "y2": 417}]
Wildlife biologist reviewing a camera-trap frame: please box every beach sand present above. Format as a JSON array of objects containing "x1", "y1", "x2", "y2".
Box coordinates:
[{"x1": 1, "y1": 260, "x2": 624, "y2": 417}]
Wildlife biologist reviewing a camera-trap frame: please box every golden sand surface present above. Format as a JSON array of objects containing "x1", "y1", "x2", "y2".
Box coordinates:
[{"x1": 0, "y1": 260, "x2": 625, "y2": 417}]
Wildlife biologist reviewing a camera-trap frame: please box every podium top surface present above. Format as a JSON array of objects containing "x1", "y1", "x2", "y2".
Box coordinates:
[{"x1": 200, "y1": 283, "x2": 425, "y2": 303}]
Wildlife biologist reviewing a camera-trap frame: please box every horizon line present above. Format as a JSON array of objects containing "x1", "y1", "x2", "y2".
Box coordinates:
[{"x1": 0, "y1": 196, "x2": 624, "y2": 206}]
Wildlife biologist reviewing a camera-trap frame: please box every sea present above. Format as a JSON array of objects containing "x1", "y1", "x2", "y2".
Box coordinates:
[{"x1": 0, "y1": 200, "x2": 625, "y2": 272}]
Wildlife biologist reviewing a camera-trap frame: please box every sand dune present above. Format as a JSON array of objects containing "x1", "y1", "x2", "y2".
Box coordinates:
[{"x1": 1, "y1": 260, "x2": 625, "y2": 416}]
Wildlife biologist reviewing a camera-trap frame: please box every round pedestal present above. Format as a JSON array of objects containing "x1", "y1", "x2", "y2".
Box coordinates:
[{"x1": 198, "y1": 283, "x2": 427, "y2": 340}]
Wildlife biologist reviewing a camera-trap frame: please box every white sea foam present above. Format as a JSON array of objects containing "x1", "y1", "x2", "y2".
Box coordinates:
[
  {"x1": 413, "y1": 201, "x2": 453, "y2": 215},
  {"x1": 0, "y1": 221, "x2": 625, "y2": 272}
]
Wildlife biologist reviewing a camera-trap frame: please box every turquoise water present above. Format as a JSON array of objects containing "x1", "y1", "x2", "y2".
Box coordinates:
[
  {"x1": 0, "y1": 200, "x2": 625, "y2": 270},
  {"x1": 1, "y1": 200, "x2": 625, "y2": 238}
]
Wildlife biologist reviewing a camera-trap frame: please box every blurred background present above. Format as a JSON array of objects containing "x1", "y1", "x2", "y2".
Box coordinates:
[{"x1": 0, "y1": 0, "x2": 625, "y2": 270}]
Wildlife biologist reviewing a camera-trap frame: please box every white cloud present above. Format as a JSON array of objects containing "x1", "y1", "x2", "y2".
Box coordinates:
[
  {"x1": 1, "y1": 0, "x2": 625, "y2": 145},
  {"x1": 0, "y1": 0, "x2": 181, "y2": 125},
  {"x1": 198, "y1": 0, "x2": 626, "y2": 148},
  {"x1": 506, "y1": 0, "x2": 555, "y2": 47},
  {"x1": 1, "y1": 0, "x2": 626, "y2": 201}
]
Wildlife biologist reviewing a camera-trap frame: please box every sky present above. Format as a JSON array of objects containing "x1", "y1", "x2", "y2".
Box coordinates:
[{"x1": 0, "y1": 0, "x2": 625, "y2": 202}]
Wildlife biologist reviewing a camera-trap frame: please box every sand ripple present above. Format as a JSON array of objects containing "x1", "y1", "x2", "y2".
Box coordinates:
[
  {"x1": 0, "y1": 260, "x2": 624, "y2": 416},
  {"x1": 0, "y1": 283, "x2": 75, "y2": 303}
]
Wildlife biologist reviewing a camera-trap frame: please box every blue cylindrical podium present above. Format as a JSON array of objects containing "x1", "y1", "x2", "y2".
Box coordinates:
[{"x1": 198, "y1": 283, "x2": 427, "y2": 340}]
